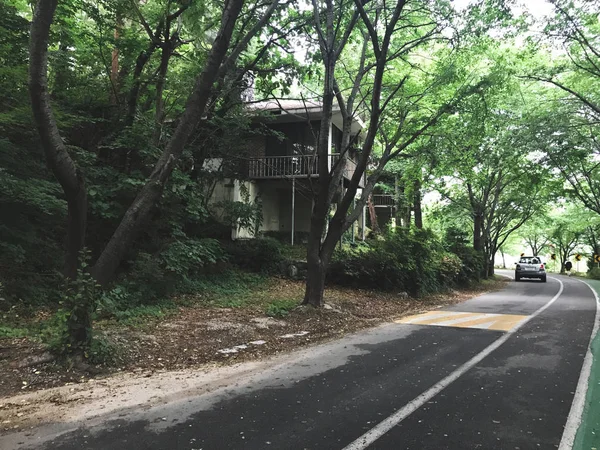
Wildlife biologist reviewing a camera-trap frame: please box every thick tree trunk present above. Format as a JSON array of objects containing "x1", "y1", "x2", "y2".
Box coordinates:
[
  {"x1": 30, "y1": 0, "x2": 88, "y2": 279},
  {"x1": 304, "y1": 254, "x2": 327, "y2": 307},
  {"x1": 91, "y1": 0, "x2": 244, "y2": 286},
  {"x1": 413, "y1": 180, "x2": 423, "y2": 229},
  {"x1": 303, "y1": 214, "x2": 341, "y2": 306}
]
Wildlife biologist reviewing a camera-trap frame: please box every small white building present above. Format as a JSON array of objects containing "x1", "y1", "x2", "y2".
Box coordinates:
[{"x1": 206, "y1": 99, "x2": 367, "y2": 243}]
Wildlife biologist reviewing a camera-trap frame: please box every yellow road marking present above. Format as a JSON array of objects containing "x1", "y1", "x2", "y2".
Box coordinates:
[{"x1": 395, "y1": 311, "x2": 528, "y2": 332}]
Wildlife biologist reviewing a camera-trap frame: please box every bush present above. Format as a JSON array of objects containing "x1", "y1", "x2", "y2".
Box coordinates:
[
  {"x1": 588, "y1": 267, "x2": 600, "y2": 280},
  {"x1": 224, "y1": 237, "x2": 284, "y2": 273},
  {"x1": 97, "y1": 238, "x2": 229, "y2": 312},
  {"x1": 443, "y1": 227, "x2": 483, "y2": 286},
  {"x1": 329, "y1": 228, "x2": 482, "y2": 296}
]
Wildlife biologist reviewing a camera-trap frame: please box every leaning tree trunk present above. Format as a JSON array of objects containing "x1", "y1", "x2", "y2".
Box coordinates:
[
  {"x1": 367, "y1": 194, "x2": 380, "y2": 234},
  {"x1": 29, "y1": 0, "x2": 88, "y2": 279},
  {"x1": 91, "y1": 0, "x2": 245, "y2": 286}
]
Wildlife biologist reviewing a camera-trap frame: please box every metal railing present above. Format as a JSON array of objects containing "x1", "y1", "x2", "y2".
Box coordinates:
[
  {"x1": 372, "y1": 194, "x2": 395, "y2": 206},
  {"x1": 248, "y1": 154, "x2": 363, "y2": 186},
  {"x1": 248, "y1": 155, "x2": 318, "y2": 178}
]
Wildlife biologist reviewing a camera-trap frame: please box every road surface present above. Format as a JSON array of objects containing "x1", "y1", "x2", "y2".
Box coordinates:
[{"x1": 7, "y1": 273, "x2": 600, "y2": 449}]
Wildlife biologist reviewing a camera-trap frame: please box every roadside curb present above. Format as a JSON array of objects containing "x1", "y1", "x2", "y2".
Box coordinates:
[{"x1": 572, "y1": 279, "x2": 600, "y2": 450}]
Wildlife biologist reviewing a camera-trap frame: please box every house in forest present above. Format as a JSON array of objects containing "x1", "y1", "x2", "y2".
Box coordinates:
[{"x1": 205, "y1": 99, "x2": 369, "y2": 243}]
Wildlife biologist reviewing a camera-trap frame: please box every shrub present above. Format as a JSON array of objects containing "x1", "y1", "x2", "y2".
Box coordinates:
[
  {"x1": 588, "y1": 267, "x2": 600, "y2": 280},
  {"x1": 329, "y1": 228, "x2": 482, "y2": 296},
  {"x1": 86, "y1": 334, "x2": 122, "y2": 365},
  {"x1": 443, "y1": 227, "x2": 483, "y2": 286},
  {"x1": 224, "y1": 237, "x2": 284, "y2": 273}
]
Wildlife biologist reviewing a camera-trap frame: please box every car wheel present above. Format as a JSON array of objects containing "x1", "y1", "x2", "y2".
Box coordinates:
[
  {"x1": 541, "y1": 277, "x2": 547, "y2": 283},
  {"x1": 515, "y1": 275, "x2": 520, "y2": 282}
]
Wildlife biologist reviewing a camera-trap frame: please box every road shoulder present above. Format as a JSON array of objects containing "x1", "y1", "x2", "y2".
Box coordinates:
[{"x1": 572, "y1": 279, "x2": 600, "y2": 450}]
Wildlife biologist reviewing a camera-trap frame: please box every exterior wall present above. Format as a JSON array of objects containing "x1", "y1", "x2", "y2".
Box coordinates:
[
  {"x1": 278, "y1": 189, "x2": 312, "y2": 234},
  {"x1": 203, "y1": 159, "x2": 262, "y2": 240},
  {"x1": 255, "y1": 181, "x2": 312, "y2": 234},
  {"x1": 247, "y1": 135, "x2": 266, "y2": 158},
  {"x1": 260, "y1": 183, "x2": 280, "y2": 231},
  {"x1": 232, "y1": 180, "x2": 260, "y2": 240}
]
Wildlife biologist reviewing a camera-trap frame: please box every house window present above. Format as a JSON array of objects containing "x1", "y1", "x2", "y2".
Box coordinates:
[
  {"x1": 331, "y1": 126, "x2": 343, "y2": 155},
  {"x1": 265, "y1": 122, "x2": 319, "y2": 157}
]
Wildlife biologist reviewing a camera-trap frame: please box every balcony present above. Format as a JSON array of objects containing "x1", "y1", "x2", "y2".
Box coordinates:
[
  {"x1": 372, "y1": 194, "x2": 394, "y2": 207},
  {"x1": 248, "y1": 154, "x2": 364, "y2": 187}
]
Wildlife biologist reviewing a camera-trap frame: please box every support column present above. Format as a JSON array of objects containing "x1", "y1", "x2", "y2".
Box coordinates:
[
  {"x1": 352, "y1": 197, "x2": 356, "y2": 244},
  {"x1": 291, "y1": 177, "x2": 296, "y2": 246},
  {"x1": 361, "y1": 203, "x2": 366, "y2": 240}
]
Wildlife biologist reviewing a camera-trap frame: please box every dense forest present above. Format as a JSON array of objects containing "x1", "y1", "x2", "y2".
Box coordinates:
[{"x1": 2, "y1": 0, "x2": 600, "y2": 355}]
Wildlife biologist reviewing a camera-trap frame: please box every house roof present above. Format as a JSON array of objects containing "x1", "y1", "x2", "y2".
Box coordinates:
[{"x1": 247, "y1": 98, "x2": 364, "y2": 134}]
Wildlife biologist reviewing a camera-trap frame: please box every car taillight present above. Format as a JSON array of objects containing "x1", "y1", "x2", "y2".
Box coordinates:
[{"x1": 540, "y1": 264, "x2": 545, "y2": 269}]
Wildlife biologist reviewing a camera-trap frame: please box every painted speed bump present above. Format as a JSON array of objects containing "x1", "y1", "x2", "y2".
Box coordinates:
[{"x1": 395, "y1": 311, "x2": 528, "y2": 331}]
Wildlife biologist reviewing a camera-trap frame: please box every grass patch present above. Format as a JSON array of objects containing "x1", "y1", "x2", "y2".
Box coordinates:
[
  {"x1": 0, "y1": 325, "x2": 31, "y2": 338},
  {"x1": 265, "y1": 299, "x2": 299, "y2": 318},
  {"x1": 280, "y1": 244, "x2": 308, "y2": 261},
  {"x1": 185, "y1": 271, "x2": 270, "y2": 308}
]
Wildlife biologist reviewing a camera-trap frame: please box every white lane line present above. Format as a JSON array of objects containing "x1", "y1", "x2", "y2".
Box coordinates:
[
  {"x1": 342, "y1": 277, "x2": 565, "y2": 450},
  {"x1": 558, "y1": 278, "x2": 600, "y2": 450}
]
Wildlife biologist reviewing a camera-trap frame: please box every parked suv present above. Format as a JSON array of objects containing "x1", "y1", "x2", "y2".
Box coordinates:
[{"x1": 515, "y1": 256, "x2": 547, "y2": 282}]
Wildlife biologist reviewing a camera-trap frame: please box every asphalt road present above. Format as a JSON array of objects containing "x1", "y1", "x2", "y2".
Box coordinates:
[{"x1": 14, "y1": 273, "x2": 600, "y2": 449}]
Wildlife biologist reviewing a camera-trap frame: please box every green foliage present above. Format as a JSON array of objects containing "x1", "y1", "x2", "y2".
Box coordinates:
[
  {"x1": 216, "y1": 200, "x2": 263, "y2": 235},
  {"x1": 0, "y1": 325, "x2": 30, "y2": 338},
  {"x1": 49, "y1": 251, "x2": 100, "y2": 355},
  {"x1": 265, "y1": 299, "x2": 297, "y2": 318},
  {"x1": 329, "y1": 228, "x2": 484, "y2": 296},
  {"x1": 443, "y1": 227, "x2": 484, "y2": 285},
  {"x1": 588, "y1": 267, "x2": 600, "y2": 281},
  {"x1": 224, "y1": 238, "x2": 284, "y2": 274},
  {"x1": 329, "y1": 228, "x2": 478, "y2": 296},
  {"x1": 85, "y1": 334, "x2": 122, "y2": 365},
  {"x1": 161, "y1": 238, "x2": 225, "y2": 277}
]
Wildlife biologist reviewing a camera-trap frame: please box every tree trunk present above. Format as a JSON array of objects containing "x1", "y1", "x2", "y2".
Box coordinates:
[
  {"x1": 29, "y1": 0, "x2": 88, "y2": 279},
  {"x1": 126, "y1": 48, "x2": 154, "y2": 126},
  {"x1": 488, "y1": 255, "x2": 495, "y2": 277},
  {"x1": 367, "y1": 194, "x2": 379, "y2": 234},
  {"x1": 304, "y1": 254, "x2": 327, "y2": 307},
  {"x1": 152, "y1": 43, "x2": 172, "y2": 146},
  {"x1": 91, "y1": 0, "x2": 245, "y2": 285},
  {"x1": 110, "y1": 20, "x2": 121, "y2": 105},
  {"x1": 303, "y1": 213, "x2": 341, "y2": 306},
  {"x1": 413, "y1": 179, "x2": 423, "y2": 229},
  {"x1": 473, "y1": 213, "x2": 483, "y2": 251}
]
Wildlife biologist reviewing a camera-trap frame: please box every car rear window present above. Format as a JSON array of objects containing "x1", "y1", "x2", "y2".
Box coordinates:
[{"x1": 519, "y1": 257, "x2": 540, "y2": 264}]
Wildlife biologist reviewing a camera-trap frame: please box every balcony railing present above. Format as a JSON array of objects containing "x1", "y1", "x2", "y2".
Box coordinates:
[
  {"x1": 248, "y1": 154, "x2": 364, "y2": 186},
  {"x1": 372, "y1": 194, "x2": 395, "y2": 207},
  {"x1": 248, "y1": 155, "x2": 318, "y2": 179}
]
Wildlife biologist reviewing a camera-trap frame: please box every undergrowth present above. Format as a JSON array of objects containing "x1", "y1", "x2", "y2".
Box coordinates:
[{"x1": 265, "y1": 299, "x2": 298, "y2": 317}]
